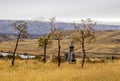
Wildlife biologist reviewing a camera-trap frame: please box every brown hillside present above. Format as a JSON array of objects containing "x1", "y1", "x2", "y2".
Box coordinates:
[{"x1": 0, "y1": 30, "x2": 120, "y2": 55}]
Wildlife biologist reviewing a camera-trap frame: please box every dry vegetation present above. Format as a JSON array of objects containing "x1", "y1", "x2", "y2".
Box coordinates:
[
  {"x1": 0, "y1": 60, "x2": 120, "y2": 81},
  {"x1": 0, "y1": 30, "x2": 120, "y2": 81},
  {"x1": 0, "y1": 39, "x2": 70, "y2": 55},
  {"x1": 0, "y1": 30, "x2": 120, "y2": 55}
]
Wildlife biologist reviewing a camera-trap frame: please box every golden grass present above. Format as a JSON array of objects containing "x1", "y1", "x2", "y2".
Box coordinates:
[
  {"x1": 0, "y1": 39, "x2": 119, "y2": 55},
  {"x1": 0, "y1": 30, "x2": 120, "y2": 55},
  {"x1": 0, "y1": 60, "x2": 120, "y2": 81},
  {"x1": 0, "y1": 39, "x2": 71, "y2": 55}
]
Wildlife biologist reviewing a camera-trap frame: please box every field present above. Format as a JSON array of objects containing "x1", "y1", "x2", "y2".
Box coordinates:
[
  {"x1": 0, "y1": 30, "x2": 120, "y2": 55},
  {"x1": 0, "y1": 60, "x2": 120, "y2": 81},
  {"x1": 0, "y1": 30, "x2": 120, "y2": 81}
]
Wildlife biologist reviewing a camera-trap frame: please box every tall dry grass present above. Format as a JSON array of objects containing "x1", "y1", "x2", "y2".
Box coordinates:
[{"x1": 0, "y1": 60, "x2": 120, "y2": 81}]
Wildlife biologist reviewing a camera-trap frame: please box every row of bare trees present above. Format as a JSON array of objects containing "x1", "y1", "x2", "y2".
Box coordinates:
[{"x1": 11, "y1": 17, "x2": 96, "y2": 68}]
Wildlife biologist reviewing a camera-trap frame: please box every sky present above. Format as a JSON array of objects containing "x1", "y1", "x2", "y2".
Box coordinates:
[{"x1": 0, "y1": 0, "x2": 120, "y2": 24}]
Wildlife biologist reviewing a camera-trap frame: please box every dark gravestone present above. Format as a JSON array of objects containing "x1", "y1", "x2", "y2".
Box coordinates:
[
  {"x1": 71, "y1": 52, "x2": 76, "y2": 62},
  {"x1": 68, "y1": 41, "x2": 76, "y2": 63},
  {"x1": 64, "y1": 53, "x2": 68, "y2": 61}
]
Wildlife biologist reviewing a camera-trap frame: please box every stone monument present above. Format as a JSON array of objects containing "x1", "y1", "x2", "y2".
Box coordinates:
[{"x1": 68, "y1": 41, "x2": 76, "y2": 62}]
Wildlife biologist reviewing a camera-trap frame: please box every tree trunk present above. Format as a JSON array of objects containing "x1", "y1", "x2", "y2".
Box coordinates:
[
  {"x1": 58, "y1": 39, "x2": 61, "y2": 67},
  {"x1": 81, "y1": 32, "x2": 86, "y2": 68},
  {"x1": 81, "y1": 43, "x2": 86, "y2": 68},
  {"x1": 43, "y1": 44, "x2": 47, "y2": 63},
  {"x1": 12, "y1": 32, "x2": 21, "y2": 66}
]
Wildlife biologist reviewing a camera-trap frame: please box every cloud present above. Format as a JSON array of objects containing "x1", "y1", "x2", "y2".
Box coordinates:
[{"x1": 0, "y1": 0, "x2": 120, "y2": 24}]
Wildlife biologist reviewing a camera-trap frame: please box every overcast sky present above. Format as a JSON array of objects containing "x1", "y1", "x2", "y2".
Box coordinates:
[{"x1": 0, "y1": 0, "x2": 120, "y2": 24}]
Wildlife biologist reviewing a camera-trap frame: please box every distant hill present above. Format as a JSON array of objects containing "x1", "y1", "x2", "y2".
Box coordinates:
[
  {"x1": 0, "y1": 20, "x2": 120, "y2": 36},
  {"x1": 0, "y1": 20, "x2": 74, "y2": 35}
]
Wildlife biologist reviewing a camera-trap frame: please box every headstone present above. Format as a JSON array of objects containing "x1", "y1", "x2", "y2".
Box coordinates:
[
  {"x1": 68, "y1": 41, "x2": 76, "y2": 63},
  {"x1": 64, "y1": 53, "x2": 68, "y2": 61}
]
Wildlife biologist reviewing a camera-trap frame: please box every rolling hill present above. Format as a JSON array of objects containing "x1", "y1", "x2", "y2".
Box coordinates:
[
  {"x1": 0, "y1": 20, "x2": 120, "y2": 36},
  {"x1": 0, "y1": 30, "x2": 119, "y2": 55}
]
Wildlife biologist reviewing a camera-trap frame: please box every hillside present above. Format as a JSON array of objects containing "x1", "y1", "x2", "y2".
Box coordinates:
[
  {"x1": 0, "y1": 30, "x2": 120, "y2": 55},
  {"x1": 0, "y1": 20, "x2": 120, "y2": 42}
]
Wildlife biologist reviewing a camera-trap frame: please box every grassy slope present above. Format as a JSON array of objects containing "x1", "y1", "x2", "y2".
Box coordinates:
[
  {"x1": 0, "y1": 30, "x2": 120, "y2": 55},
  {"x1": 0, "y1": 30, "x2": 120, "y2": 81}
]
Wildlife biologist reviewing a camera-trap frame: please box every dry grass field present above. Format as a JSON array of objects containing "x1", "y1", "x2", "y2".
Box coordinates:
[
  {"x1": 0, "y1": 30, "x2": 120, "y2": 81},
  {"x1": 0, "y1": 39, "x2": 71, "y2": 55},
  {"x1": 0, "y1": 30, "x2": 120, "y2": 55},
  {"x1": 0, "y1": 60, "x2": 120, "y2": 81}
]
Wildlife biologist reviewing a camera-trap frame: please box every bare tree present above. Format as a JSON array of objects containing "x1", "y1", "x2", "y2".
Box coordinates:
[
  {"x1": 38, "y1": 34, "x2": 52, "y2": 63},
  {"x1": 72, "y1": 18, "x2": 96, "y2": 68},
  {"x1": 53, "y1": 28, "x2": 63, "y2": 67},
  {"x1": 49, "y1": 16, "x2": 56, "y2": 32},
  {"x1": 11, "y1": 21, "x2": 28, "y2": 66},
  {"x1": 37, "y1": 17, "x2": 56, "y2": 63},
  {"x1": 49, "y1": 17, "x2": 64, "y2": 67}
]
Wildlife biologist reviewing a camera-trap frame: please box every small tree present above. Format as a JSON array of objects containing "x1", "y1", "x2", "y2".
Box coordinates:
[
  {"x1": 49, "y1": 17, "x2": 64, "y2": 67},
  {"x1": 38, "y1": 17, "x2": 56, "y2": 63},
  {"x1": 11, "y1": 21, "x2": 28, "y2": 66},
  {"x1": 53, "y1": 28, "x2": 63, "y2": 67},
  {"x1": 72, "y1": 18, "x2": 96, "y2": 68},
  {"x1": 38, "y1": 34, "x2": 52, "y2": 63}
]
